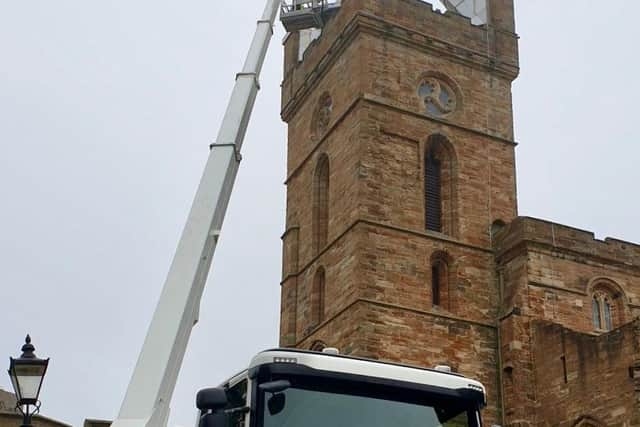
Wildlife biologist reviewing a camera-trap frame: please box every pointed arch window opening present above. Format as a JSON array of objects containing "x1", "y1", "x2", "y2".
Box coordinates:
[
  {"x1": 432, "y1": 264, "x2": 441, "y2": 306},
  {"x1": 592, "y1": 290, "x2": 617, "y2": 332},
  {"x1": 310, "y1": 340, "x2": 328, "y2": 352},
  {"x1": 573, "y1": 416, "x2": 605, "y2": 427},
  {"x1": 424, "y1": 135, "x2": 457, "y2": 237},
  {"x1": 592, "y1": 297, "x2": 602, "y2": 330},
  {"x1": 425, "y1": 149, "x2": 442, "y2": 233},
  {"x1": 603, "y1": 298, "x2": 612, "y2": 331},
  {"x1": 430, "y1": 256, "x2": 450, "y2": 310},
  {"x1": 312, "y1": 155, "x2": 330, "y2": 255}
]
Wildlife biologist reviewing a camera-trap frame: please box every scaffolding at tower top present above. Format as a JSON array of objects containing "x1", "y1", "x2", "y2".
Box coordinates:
[{"x1": 280, "y1": 0, "x2": 342, "y2": 32}]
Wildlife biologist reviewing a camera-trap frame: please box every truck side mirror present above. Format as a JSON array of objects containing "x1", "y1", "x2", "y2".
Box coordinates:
[
  {"x1": 196, "y1": 387, "x2": 228, "y2": 412},
  {"x1": 267, "y1": 393, "x2": 286, "y2": 416},
  {"x1": 199, "y1": 412, "x2": 229, "y2": 427},
  {"x1": 197, "y1": 388, "x2": 229, "y2": 427}
]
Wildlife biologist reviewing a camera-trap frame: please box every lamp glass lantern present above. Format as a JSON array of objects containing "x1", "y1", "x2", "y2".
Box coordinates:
[{"x1": 8, "y1": 335, "x2": 49, "y2": 407}]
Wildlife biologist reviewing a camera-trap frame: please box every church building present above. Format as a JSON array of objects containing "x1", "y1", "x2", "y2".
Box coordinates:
[{"x1": 278, "y1": 1, "x2": 640, "y2": 425}]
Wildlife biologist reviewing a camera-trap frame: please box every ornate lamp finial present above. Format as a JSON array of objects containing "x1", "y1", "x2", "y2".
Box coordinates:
[{"x1": 20, "y1": 335, "x2": 36, "y2": 359}]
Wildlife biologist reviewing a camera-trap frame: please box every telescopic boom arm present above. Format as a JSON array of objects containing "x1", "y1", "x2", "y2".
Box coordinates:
[{"x1": 111, "y1": 2, "x2": 280, "y2": 426}]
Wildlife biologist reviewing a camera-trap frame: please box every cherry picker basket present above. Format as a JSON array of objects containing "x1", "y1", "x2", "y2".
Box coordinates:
[{"x1": 280, "y1": 0, "x2": 342, "y2": 32}]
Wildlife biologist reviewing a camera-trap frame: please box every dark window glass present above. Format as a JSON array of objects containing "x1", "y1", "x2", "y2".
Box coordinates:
[
  {"x1": 262, "y1": 386, "x2": 478, "y2": 427},
  {"x1": 425, "y1": 153, "x2": 442, "y2": 232},
  {"x1": 592, "y1": 298, "x2": 602, "y2": 329},
  {"x1": 603, "y1": 299, "x2": 612, "y2": 331}
]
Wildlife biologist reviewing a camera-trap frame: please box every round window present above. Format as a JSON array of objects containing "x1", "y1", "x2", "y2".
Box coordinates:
[{"x1": 418, "y1": 77, "x2": 457, "y2": 117}]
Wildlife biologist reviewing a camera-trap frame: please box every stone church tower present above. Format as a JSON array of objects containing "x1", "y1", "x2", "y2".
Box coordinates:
[{"x1": 279, "y1": 1, "x2": 640, "y2": 426}]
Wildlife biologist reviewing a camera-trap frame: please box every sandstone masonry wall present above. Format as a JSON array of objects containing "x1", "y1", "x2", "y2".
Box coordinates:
[
  {"x1": 496, "y1": 217, "x2": 640, "y2": 426},
  {"x1": 532, "y1": 320, "x2": 640, "y2": 426}
]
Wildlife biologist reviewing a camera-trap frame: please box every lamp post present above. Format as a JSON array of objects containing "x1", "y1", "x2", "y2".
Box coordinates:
[{"x1": 7, "y1": 335, "x2": 49, "y2": 427}]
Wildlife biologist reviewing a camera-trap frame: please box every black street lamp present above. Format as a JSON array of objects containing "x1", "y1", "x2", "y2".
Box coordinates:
[{"x1": 7, "y1": 335, "x2": 49, "y2": 427}]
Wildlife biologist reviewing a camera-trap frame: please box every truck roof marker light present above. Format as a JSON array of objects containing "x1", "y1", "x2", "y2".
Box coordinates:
[
  {"x1": 322, "y1": 347, "x2": 340, "y2": 355},
  {"x1": 434, "y1": 365, "x2": 453, "y2": 373},
  {"x1": 468, "y1": 384, "x2": 484, "y2": 392},
  {"x1": 273, "y1": 357, "x2": 298, "y2": 364}
]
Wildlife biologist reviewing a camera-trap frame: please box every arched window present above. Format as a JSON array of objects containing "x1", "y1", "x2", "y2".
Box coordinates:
[
  {"x1": 432, "y1": 263, "x2": 442, "y2": 306},
  {"x1": 310, "y1": 340, "x2": 327, "y2": 352},
  {"x1": 590, "y1": 280, "x2": 625, "y2": 332},
  {"x1": 311, "y1": 267, "x2": 326, "y2": 327},
  {"x1": 491, "y1": 220, "x2": 506, "y2": 241},
  {"x1": 603, "y1": 297, "x2": 612, "y2": 331},
  {"x1": 430, "y1": 252, "x2": 451, "y2": 310},
  {"x1": 424, "y1": 135, "x2": 457, "y2": 236},
  {"x1": 592, "y1": 297, "x2": 602, "y2": 330},
  {"x1": 425, "y1": 151, "x2": 442, "y2": 232},
  {"x1": 573, "y1": 416, "x2": 604, "y2": 427},
  {"x1": 312, "y1": 154, "x2": 330, "y2": 255}
]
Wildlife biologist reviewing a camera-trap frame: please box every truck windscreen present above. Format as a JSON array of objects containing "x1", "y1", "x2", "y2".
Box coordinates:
[{"x1": 258, "y1": 377, "x2": 481, "y2": 427}]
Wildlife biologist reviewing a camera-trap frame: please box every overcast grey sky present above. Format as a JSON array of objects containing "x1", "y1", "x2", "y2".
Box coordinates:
[{"x1": 1, "y1": 1, "x2": 639, "y2": 426}]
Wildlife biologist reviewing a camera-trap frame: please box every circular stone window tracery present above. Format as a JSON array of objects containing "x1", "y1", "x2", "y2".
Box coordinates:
[
  {"x1": 311, "y1": 92, "x2": 333, "y2": 141},
  {"x1": 418, "y1": 76, "x2": 457, "y2": 117}
]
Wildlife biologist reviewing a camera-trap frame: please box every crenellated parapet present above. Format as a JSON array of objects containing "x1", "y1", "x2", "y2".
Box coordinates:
[{"x1": 495, "y1": 216, "x2": 640, "y2": 270}]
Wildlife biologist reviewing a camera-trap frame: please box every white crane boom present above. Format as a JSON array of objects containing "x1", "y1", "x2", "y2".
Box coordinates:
[{"x1": 111, "y1": 2, "x2": 281, "y2": 426}]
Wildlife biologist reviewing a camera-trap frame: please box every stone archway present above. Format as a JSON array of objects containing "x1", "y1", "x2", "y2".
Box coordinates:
[
  {"x1": 310, "y1": 340, "x2": 327, "y2": 352},
  {"x1": 572, "y1": 415, "x2": 604, "y2": 427}
]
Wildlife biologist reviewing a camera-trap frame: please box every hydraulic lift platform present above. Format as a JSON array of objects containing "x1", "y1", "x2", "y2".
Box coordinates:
[{"x1": 280, "y1": 0, "x2": 342, "y2": 32}]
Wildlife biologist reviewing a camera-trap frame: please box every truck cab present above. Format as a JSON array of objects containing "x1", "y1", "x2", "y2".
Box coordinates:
[{"x1": 196, "y1": 349, "x2": 486, "y2": 427}]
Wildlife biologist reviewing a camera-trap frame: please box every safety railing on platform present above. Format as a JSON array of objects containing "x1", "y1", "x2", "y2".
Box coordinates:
[
  {"x1": 281, "y1": 0, "x2": 341, "y2": 14},
  {"x1": 280, "y1": 0, "x2": 342, "y2": 32}
]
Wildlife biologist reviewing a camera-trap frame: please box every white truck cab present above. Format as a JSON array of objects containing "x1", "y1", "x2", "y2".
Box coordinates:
[{"x1": 196, "y1": 349, "x2": 486, "y2": 427}]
